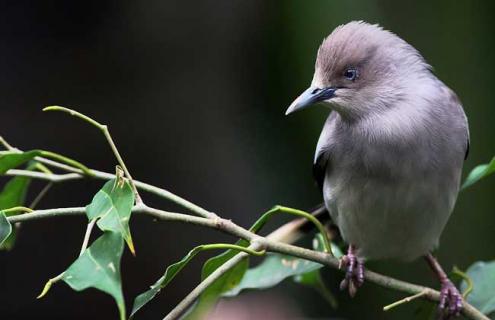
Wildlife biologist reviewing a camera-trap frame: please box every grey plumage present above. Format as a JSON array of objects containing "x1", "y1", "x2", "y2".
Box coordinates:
[{"x1": 287, "y1": 21, "x2": 469, "y2": 261}]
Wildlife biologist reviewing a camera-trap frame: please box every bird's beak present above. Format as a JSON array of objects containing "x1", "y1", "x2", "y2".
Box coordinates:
[{"x1": 285, "y1": 86, "x2": 337, "y2": 115}]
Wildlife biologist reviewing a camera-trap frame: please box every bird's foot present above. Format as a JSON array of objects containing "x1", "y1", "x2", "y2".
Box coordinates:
[
  {"x1": 425, "y1": 253, "x2": 463, "y2": 319},
  {"x1": 338, "y1": 245, "x2": 364, "y2": 297},
  {"x1": 438, "y1": 278, "x2": 463, "y2": 319}
]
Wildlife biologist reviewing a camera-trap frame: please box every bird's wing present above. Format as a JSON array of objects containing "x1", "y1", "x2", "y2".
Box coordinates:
[
  {"x1": 313, "y1": 112, "x2": 337, "y2": 190},
  {"x1": 446, "y1": 87, "x2": 470, "y2": 161},
  {"x1": 313, "y1": 151, "x2": 329, "y2": 190},
  {"x1": 465, "y1": 139, "x2": 469, "y2": 160}
]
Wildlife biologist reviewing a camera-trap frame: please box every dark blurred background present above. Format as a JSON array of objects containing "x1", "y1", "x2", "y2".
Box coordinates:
[{"x1": 0, "y1": 1, "x2": 494, "y2": 319}]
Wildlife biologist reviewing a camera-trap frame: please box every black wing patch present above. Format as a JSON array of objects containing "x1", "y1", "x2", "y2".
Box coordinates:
[
  {"x1": 313, "y1": 151, "x2": 329, "y2": 191},
  {"x1": 465, "y1": 138, "x2": 470, "y2": 160}
]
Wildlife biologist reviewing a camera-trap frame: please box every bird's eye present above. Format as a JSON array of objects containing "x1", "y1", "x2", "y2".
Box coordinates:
[{"x1": 343, "y1": 68, "x2": 358, "y2": 81}]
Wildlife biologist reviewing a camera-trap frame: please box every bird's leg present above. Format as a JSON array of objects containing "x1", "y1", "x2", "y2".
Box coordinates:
[
  {"x1": 339, "y1": 244, "x2": 365, "y2": 297},
  {"x1": 424, "y1": 253, "x2": 463, "y2": 318}
]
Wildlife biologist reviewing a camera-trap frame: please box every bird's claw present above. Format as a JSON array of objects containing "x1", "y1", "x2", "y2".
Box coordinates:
[
  {"x1": 339, "y1": 248, "x2": 364, "y2": 297},
  {"x1": 438, "y1": 279, "x2": 463, "y2": 319}
]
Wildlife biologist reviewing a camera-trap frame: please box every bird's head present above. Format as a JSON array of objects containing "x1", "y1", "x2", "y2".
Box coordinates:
[{"x1": 286, "y1": 21, "x2": 431, "y2": 120}]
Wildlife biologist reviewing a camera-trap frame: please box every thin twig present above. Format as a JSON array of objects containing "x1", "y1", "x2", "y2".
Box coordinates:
[
  {"x1": 1, "y1": 135, "x2": 217, "y2": 219},
  {"x1": 0, "y1": 135, "x2": 15, "y2": 150},
  {"x1": 29, "y1": 183, "x2": 53, "y2": 209},
  {"x1": 7, "y1": 207, "x2": 86, "y2": 223},
  {"x1": 5, "y1": 169, "x2": 81, "y2": 182},
  {"x1": 43, "y1": 106, "x2": 142, "y2": 204},
  {"x1": 4, "y1": 133, "x2": 218, "y2": 219},
  {"x1": 0, "y1": 147, "x2": 93, "y2": 176},
  {"x1": 383, "y1": 289, "x2": 429, "y2": 311},
  {"x1": 34, "y1": 157, "x2": 83, "y2": 174},
  {"x1": 453, "y1": 266, "x2": 474, "y2": 299},
  {"x1": 38, "y1": 150, "x2": 93, "y2": 177},
  {"x1": 263, "y1": 205, "x2": 333, "y2": 255}
]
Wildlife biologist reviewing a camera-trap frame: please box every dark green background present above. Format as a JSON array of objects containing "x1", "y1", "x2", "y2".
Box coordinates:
[{"x1": 0, "y1": 1, "x2": 493, "y2": 319}]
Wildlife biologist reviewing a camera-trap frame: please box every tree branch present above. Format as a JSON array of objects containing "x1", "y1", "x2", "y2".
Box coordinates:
[
  {"x1": 1, "y1": 135, "x2": 487, "y2": 320},
  {"x1": 5, "y1": 168, "x2": 218, "y2": 220},
  {"x1": 43, "y1": 106, "x2": 143, "y2": 204},
  {"x1": 4, "y1": 203, "x2": 489, "y2": 320}
]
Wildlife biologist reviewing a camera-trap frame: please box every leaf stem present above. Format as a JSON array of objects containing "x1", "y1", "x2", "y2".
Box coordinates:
[
  {"x1": 37, "y1": 219, "x2": 96, "y2": 300},
  {"x1": 383, "y1": 289, "x2": 429, "y2": 311},
  {"x1": 37, "y1": 272, "x2": 64, "y2": 299},
  {"x1": 163, "y1": 242, "x2": 263, "y2": 320},
  {"x1": 452, "y1": 266, "x2": 474, "y2": 299},
  {"x1": 34, "y1": 163, "x2": 53, "y2": 175},
  {"x1": 43, "y1": 106, "x2": 103, "y2": 128},
  {"x1": 255, "y1": 205, "x2": 333, "y2": 255},
  {"x1": 29, "y1": 183, "x2": 53, "y2": 209},
  {"x1": 79, "y1": 219, "x2": 97, "y2": 257},
  {"x1": 0, "y1": 135, "x2": 15, "y2": 150},
  {"x1": 43, "y1": 106, "x2": 142, "y2": 204},
  {"x1": 2, "y1": 206, "x2": 34, "y2": 214},
  {"x1": 39, "y1": 150, "x2": 93, "y2": 177}
]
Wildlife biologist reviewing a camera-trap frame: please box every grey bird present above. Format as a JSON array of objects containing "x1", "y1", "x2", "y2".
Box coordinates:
[{"x1": 286, "y1": 21, "x2": 469, "y2": 317}]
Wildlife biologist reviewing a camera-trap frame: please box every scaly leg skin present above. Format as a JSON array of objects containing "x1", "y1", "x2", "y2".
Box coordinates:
[
  {"x1": 424, "y1": 253, "x2": 463, "y2": 319},
  {"x1": 339, "y1": 244, "x2": 364, "y2": 297}
]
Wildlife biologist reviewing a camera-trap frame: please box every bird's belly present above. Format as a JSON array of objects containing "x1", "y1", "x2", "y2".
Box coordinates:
[{"x1": 324, "y1": 175, "x2": 459, "y2": 261}]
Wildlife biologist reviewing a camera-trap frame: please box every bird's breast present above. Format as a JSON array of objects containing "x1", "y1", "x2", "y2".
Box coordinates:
[{"x1": 322, "y1": 127, "x2": 463, "y2": 261}]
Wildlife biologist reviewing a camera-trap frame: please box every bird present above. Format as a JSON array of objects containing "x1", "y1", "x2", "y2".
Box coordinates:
[{"x1": 285, "y1": 21, "x2": 469, "y2": 318}]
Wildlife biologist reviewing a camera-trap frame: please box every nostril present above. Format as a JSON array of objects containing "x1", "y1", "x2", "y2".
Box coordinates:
[{"x1": 311, "y1": 88, "x2": 321, "y2": 94}]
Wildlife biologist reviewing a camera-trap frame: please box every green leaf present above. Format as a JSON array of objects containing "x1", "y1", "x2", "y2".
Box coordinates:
[
  {"x1": 462, "y1": 157, "x2": 495, "y2": 189},
  {"x1": 314, "y1": 233, "x2": 344, "y2": 258},
  {"x1": 219, "y1": 235, "x2": 330, "y2": 298},
  {"x1": 86, "y1": 179, "x2": 135, "y2": 254},
  {"x1": 0, "y1": 150, "x2": 41, "y2": 174},
  {"x1": 131, "y1": 246, "x2": 204, "y2": 318},
  {"x1": 131, "y1": 243, "x2": 264, "y2": 318},
  {"x1": 460, "y1": 260, "x2": 495, "y2": 315},
  {"x1": 182, "y1": 244, "x2": 249, "y2": 320},
  {"x1": 0, "y1": 176, "x2": 31, "y2": 208},
  {"x1": 62, "y1": 232, "x2": 126, "y2": 320},
  {"x1": 0, "y1": 212, "x2": 12, "y2": 246},
  {"x1": 186, "y1": 205, "x2": 284, "y2": 316},
  {"x1": 412, "y1": 300, "x2": 436, "y2": 320},
  {"x1": 0, "y1": 175, "x2": 32, "y2": 250},
  {"x1": 292, "y1": 235, "x2": 340, "y2": 308},
  {"x1": 201, "y1": 240, "x2": 249, "y2": 280},
  {"x1": 293, "y1": 269, "x2": 338, "y2": 309},
  {"x1": 222, "y1": 234, "x2": 341, "y2": 299},
  {"x1": 184, "y1": 206, "x2": 338, "y2": 319},
  {"x1": 223, "y1": 253, "x2": 323, "y2": 297}
]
